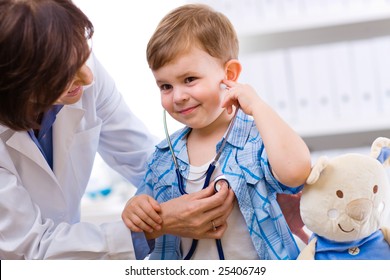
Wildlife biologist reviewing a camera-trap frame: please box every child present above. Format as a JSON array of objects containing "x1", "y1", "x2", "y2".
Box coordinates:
[{"x1": 124, "y1": 4, "x2": 311, "y2": 260}]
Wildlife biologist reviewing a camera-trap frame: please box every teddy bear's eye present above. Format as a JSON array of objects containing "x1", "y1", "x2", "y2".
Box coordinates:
[
  {"x1": 336, "y1": 190, "x2": 343, "y2": 198},
  {"x1": 373, "y1": 185, "x2": 378, "y2": 194}
]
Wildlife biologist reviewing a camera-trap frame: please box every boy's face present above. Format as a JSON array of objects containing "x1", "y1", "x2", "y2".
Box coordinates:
[{"x1": 152, "y1": 47, "x2": 227, "y2": 130}]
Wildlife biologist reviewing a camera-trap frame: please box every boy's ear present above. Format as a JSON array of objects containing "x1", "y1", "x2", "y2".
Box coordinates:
[{"x1": 224, "y1": 59, "x2": 242, "y2": 81}]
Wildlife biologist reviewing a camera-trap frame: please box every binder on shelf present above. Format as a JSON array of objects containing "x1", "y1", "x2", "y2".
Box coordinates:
[
  {"x1": 327, "y1": 42, "x2": 357, "y2": 122},
  {"x1": 288, "y1": 47, "x2": 315, "y2": 125},
  {"x1": 349, "y1": 39, "x2": 381, "y2": 121},
  {"x1": 306, "y1": 45, "x2": 338, "y2": 123},
  {"x1": 303, "y1": 0, "x2": 329, "y2": 16},
  {"x1": 371, "y1": 36, "x2": 390, "y2": 116},
  {"x1": 260, "y1": 0, "x2": 284, "y2": 22},
  {"x1": 240, "y1": 53, "x2": 274, "y2": 107},
  {"x1": 265, "y1": 50, "x2": 295, "y2": 123},
  {"x1": 240, "y1": 50, "x2": 294, "y2": 125},
  {"x1": 281, "y1": 0, "x2": 305, "y2": 18}
]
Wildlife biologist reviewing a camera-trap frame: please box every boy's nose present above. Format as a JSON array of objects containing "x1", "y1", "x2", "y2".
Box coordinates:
[{"x1": 173, "y1": 88, "x2": 189, "y2": 103}]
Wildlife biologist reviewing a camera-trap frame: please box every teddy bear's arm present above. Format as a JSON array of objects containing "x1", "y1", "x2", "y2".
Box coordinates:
[
  {"x1": 297, "y1": 237, "x2": 317, "y2": 260},
  {"x1": 381, "y1": 227, "x2": 390, "y2": 244}
]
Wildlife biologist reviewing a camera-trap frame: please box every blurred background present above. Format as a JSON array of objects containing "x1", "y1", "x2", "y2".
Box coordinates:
[{"x1": 73, "y1": 0, "x2": 390, "y2": 224}]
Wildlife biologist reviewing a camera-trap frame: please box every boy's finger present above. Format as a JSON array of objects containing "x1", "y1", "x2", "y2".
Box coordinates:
[
  {"x1": 142, "y1": 199, "x2": 162, "y2": 225},
  {"x1": 134, "y1": 207, "x2": 162, "y2": 231},
  {"x1": 148, "y1": 196, "x2": 162, "y2": 213},
  {"x1": 124, "y1": 215, "x2": 153, "y2": 233}
]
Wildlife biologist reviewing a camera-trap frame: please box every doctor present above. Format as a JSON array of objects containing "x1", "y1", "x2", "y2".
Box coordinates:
[{"x1": 0, "y1": 0, "x2": 234, "y2": 259}]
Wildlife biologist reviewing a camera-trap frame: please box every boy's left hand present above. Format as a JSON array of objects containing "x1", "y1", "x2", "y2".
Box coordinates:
[{"x1": 221, "y1": 79, "x2": 260, "y2": 116}]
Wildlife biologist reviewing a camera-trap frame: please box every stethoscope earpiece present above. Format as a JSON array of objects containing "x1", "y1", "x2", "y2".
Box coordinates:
[{"x1": 220, "y1": 83, "x2": 228, "y2": 90}]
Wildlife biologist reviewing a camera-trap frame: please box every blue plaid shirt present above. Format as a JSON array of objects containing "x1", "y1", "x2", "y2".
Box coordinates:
[{"x1": 135, "y1": 109, "x2": 302, "y2": 260}]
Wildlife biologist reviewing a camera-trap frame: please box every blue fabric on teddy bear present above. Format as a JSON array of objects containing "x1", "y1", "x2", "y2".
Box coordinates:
[{"x1": 312, "y1": 230, "x2": 390, "y2": 260}]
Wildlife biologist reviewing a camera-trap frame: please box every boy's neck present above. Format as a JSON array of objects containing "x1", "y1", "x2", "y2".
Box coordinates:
[{"x1": 186, "y1": 110, "x2": 234, "y2": 166}]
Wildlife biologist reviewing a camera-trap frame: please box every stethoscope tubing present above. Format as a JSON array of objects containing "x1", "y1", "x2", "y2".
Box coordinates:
[{"x1": 163, "y1": 108, "x2": 238, "y2": 260}]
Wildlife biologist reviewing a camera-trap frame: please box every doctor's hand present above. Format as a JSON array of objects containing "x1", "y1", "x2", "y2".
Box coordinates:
[
  {"x1": 145, "y1": 184, "x2": 235, "y2": 240},
  {"x1": 122, "y1": 194, "x2": 162, "y2": 233}
]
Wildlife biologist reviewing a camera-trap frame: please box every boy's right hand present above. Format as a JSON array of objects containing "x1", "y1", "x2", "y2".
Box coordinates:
[{"x1": 122, "y1": 194, "x2": 162, "y2": 233}]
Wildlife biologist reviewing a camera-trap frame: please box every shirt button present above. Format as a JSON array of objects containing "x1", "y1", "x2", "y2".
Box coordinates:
[
  {"x1": 180, "y1": 165, "x2": 186, "y2": 171},
  {"x1": 153, "y1": 178, "x2": 158, "y2": 183}
]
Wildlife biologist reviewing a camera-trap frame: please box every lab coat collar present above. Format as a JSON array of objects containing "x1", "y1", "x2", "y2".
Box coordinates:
[
  {"x1": 6, "y1": 129, "x2": 51, "y2": 172},
  {"x1": 3, "y1": 105, "x2": 85, "y2": 186}
]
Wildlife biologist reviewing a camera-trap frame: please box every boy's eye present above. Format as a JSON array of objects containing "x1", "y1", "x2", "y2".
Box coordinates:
[
  {"x1": 160, "y1": 84, "x2": 172, "y2": 91},
  {"x1": 184, "y1": 77, "x2": 196, "y2": 84}
]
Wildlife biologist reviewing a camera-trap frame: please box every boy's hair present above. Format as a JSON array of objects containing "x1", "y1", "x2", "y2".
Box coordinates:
[
  {"x1": 0, "y1": 0, "x2": 93, "y2": 131},
  {"x1": 147, "y1": 4, "x2": 239, "y2": 70}
]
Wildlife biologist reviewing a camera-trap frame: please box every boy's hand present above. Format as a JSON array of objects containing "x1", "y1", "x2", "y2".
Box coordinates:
[
  {"x1": 122, "y1": 194, "x2": 162, "y2": 233},
  {"x1": 221, "y1": 79, "x2": 260, "y2": 116}
]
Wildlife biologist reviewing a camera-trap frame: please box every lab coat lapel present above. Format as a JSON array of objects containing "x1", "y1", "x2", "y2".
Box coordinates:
[
  {"x1": 52, "y1": 105, "x2": 85, "y2": 186},
  {"x1": 6, "y1": 130, "x2": 59, "y2": 184}
]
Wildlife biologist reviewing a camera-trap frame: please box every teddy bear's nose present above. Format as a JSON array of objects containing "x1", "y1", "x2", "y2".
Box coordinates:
[{"x1": 346, "y1": 198, "x2": 373, "y2": 222}]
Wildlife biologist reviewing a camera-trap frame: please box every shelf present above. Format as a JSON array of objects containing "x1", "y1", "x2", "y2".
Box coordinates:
[
  {"x1": 303, "y1": 128, "x2": 390, "y2": 151},
  {"x1": 239, "y1": 16, "x2": 390, "y2": 53},
  {"x1": 290, "y1": 117, "x2": 390, "y2": 137},
  {"x1": 238, "y1": 7, "x2": 390, "y2": 36}
]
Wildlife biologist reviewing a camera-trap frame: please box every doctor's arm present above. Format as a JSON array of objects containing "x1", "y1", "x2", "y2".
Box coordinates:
[{"x1": 0, "y1": 168, "x2": 135, "y2": 259}]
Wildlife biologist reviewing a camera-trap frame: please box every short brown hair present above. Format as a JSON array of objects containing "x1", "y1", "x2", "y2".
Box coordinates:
[
  {"x1": 146, "y1": 4, "x2": 239, "y2": 70},
  {"x1": 0, "y1": 0, "x2": 94, "y2": 130}
]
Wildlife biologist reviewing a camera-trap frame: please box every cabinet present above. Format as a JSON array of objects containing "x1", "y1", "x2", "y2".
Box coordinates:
[{"x1": 193, "y1": 0, "x2": 390, "y2": 151}]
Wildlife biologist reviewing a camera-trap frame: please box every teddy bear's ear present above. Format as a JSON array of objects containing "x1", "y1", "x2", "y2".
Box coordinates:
[
  {"x1": 306, "y1": 156, "x2": 329, "y2": 185},
  {"x1": 370, "y1": 137, "x2": 390, "y2": 167}
]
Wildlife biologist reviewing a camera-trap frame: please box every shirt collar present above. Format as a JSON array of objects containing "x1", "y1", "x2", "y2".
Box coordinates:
[
  {"x1": 156, "y1": 109, "x2": 252, "y2": 152},
  {"x1": 37, "y1": 105, "x2": 64, "y2": 139}
]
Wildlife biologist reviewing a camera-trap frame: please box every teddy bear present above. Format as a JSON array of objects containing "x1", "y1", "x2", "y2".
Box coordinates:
[{"x1": 298, "y1": 137, "x2": 390, "y2": 260}]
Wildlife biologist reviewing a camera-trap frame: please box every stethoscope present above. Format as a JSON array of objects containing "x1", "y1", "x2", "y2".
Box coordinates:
[{"x1": 163, "y1": 107, "x2": 238, "y2": 260}]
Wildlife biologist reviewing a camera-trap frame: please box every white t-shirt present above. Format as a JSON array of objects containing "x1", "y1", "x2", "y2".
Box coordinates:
[{"x1": 180, "y1": 162, "x2": 259, "y2": 259}]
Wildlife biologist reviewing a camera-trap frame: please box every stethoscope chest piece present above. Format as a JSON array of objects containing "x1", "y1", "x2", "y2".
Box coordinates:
[{"x1": 213, "y1": 175, "x2": 231, "y2": 193}]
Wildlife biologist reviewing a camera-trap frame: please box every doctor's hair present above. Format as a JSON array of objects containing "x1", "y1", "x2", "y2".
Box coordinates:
[
  {"x1": 146, "y1": 3, "x2": 239, "y2": 71},
  {"x1": 0, "y1": 0, "x2": 93, "y2": 131}
]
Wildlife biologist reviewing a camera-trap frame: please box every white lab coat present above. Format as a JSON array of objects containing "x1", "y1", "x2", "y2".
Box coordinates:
[{"x1": 0, "y1": 54, "x2": 157, "y2": 259}]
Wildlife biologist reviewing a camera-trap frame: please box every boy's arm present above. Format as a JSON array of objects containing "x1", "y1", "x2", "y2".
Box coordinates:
[
  {"x1": 222, "y1": 79, "x2": 311, "y2": 187},
  {"x1": 251, "y1": 98, "x2": 311, "y2": 187}
]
